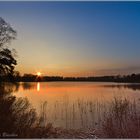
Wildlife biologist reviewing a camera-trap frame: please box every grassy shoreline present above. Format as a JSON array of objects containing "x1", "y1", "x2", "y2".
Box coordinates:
[{"x1": 0, "y1": 83, "x2": 140, "y2": 138}]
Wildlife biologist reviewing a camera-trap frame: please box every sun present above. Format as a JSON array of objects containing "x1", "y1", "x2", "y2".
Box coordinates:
[{"x1": 37, "y1": 72, "x2": 41, "y2": 76}]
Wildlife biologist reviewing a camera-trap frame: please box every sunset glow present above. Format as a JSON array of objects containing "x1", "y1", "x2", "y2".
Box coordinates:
[
  {"x1": 37, "y1": 72, "x2": 41, "y2": 77},
  {"x1": 1, "y1": 2, "x2": 140, "y2": 76}
]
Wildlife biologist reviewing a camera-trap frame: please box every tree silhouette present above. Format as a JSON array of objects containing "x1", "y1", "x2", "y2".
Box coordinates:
[
  {"x1": 0, "y1": 17, "x2": 16, "y2": 48},
  {"x1": 0, "y1": 17, "x2": 17, "y2": 79}
]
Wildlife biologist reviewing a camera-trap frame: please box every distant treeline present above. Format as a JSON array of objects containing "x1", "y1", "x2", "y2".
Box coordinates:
[{"x1": 1, "y1": 73, "x2": 140, "y2": 83}]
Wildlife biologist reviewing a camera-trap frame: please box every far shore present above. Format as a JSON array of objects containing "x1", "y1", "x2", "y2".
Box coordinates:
[{"x1": 1, "y1": 73, "x2": 140, "y2": 83}]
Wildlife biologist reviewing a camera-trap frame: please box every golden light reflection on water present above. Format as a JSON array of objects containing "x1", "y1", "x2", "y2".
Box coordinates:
[
  {"x1": 12, "y1": 82, "x2": 140, "y2": 129},
  {"x1": 37, "y1": 82, "x2": 40, "y2": 91}
]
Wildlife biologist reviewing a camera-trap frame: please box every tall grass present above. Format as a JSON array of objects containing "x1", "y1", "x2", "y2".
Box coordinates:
[
  {"x1": 102, "y1": 98, "x2": 140, "y2": 138},
  {"x1": 39, "y1": 97, "x2": 140, "y2": 138}
]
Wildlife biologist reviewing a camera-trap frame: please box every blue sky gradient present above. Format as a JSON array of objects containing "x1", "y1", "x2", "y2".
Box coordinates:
[{"x1": 0, "y1": 2, "x2": 140, "y2": 76}]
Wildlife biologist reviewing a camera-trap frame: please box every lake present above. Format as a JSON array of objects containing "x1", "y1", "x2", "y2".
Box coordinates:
[{"x1": 10, "y1": 82, "x2": 140, "y2": 129}]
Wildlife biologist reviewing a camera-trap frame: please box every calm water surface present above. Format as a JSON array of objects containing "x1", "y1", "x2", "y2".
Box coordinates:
[{"x1": 11, "y1": 82, "x2": 140, "y2": 129}]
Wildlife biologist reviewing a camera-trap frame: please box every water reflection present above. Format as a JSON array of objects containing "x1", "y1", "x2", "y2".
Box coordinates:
[
  {"x1": 37, "y1": 82, "x2": 40, "y2": 92},
  {"x1": 1, "y1": 82, "x2": 140, "y2": 138},
  {"x1": 6, "y1": 82, "x2": 140, "y2": 129},
  {"x1": 19, "y1": 82, "x2": 140, "y2": 92},
  {"x1": 103, "y1": 83, "x2": 140, "y2": 91},
  {"x1": 22, "y1": 82, "x2": 35, "y2": 90},
  {"x1": 0, "y1": 83, "x2": 37, "y2": 138}
]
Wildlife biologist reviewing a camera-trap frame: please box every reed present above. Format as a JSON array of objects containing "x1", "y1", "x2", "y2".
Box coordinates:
[{"x1": 102, "y1": 98, "x2": 140, "y2": 138}]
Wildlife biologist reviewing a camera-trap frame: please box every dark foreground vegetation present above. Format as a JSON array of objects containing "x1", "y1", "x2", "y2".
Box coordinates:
[
  {"x1": 0, "y1": 83, "x2": 54, "y2": 138},
  {"x1": 101, "y1": 98, "x2": 140, "y2": 138}
]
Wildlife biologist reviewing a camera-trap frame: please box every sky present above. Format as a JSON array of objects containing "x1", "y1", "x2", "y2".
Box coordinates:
[{"x1": 0, "y1": 1, "x2": 140, "y2": 76}]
